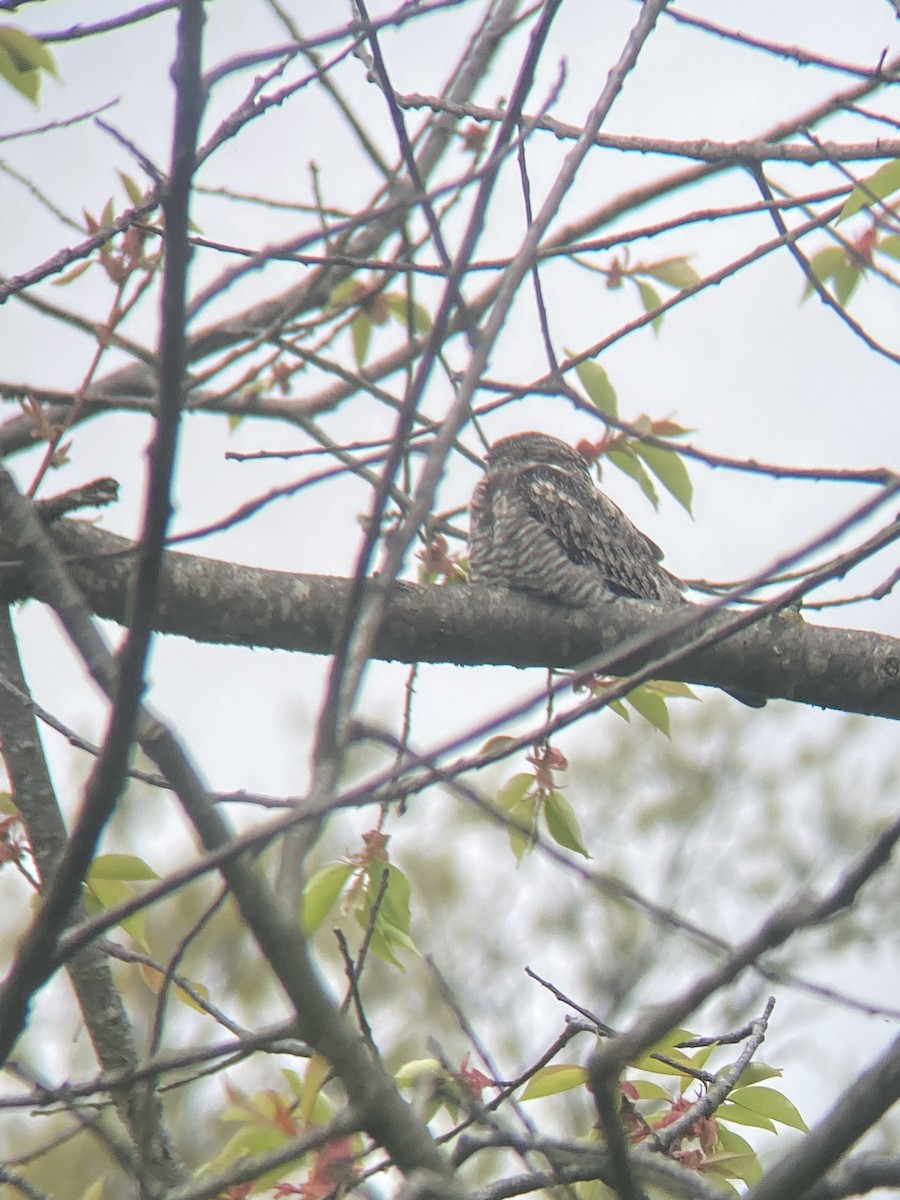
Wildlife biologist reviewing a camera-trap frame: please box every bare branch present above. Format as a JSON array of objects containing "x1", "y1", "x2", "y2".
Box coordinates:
[
  {"x1": 12, "y1": 514, "x2": 897, "y2": 719},
  {"x1": 747, "y1": 1035, "x2": 900, "y2": 1200}
]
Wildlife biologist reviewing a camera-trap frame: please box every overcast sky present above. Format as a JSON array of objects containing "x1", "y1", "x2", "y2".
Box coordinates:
[{"x1": 2, "y1": 0, "x2": 899, "y2": 1134}]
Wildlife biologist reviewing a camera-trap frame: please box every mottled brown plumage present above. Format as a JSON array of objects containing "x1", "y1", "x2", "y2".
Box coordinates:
[
  {"x1": 469, "y1": 431, "x2": 683, "y2": 605},
  {"x1": 469, "y1": 431, "x2": 764, "y2": 707}
]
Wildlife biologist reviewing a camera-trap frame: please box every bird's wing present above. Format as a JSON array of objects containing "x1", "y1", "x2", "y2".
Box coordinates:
[
  {"x1": 467, "y1": 475, "x2": 496, "y2": 582},
  {"x1": 515, "y1": 463, "x2": 684, "y2": 602}
]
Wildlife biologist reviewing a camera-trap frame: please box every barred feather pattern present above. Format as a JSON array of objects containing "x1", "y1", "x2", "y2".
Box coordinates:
[
  {"x1": 468, "y1": 431, "x2": 766, "y2": 708},
  {"x1": 469, "y1": 432, "x2": 684, "y2": 607}
]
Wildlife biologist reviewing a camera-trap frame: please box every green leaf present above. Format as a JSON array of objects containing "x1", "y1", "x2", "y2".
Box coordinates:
[
  {"x1": 631, "y1": 1028, "x2": 698, "y2": 1075},
  {"x1": 497, "y1": 774, "x2": 539, "y2": 862},
  {"x1": 411, "y1": 301, "x2": 432, "y2": 332},
  {"x1": 53, "y1": 260, "x2": 94, "y2": 287},
  {"x1": 395, "y1": 1058, "x2": 444, "y2": 1089},
  {"x1": 717, "y1": 1101, "x2": 777, "y2": 1132},
  {"x1": 384, "y1": 293, "x2": 410, "y2": 324},
  {"x1": 574, "y1": 1180, "x2": 617, "y2": 1200},
  {"x1": 574, "y1": 358, "x2": 618, "y2": 418},
  {"x1": 0, "y1": 26, "x2": 56, "y2": 74},
  {"x1": 480, "y1": 735, "x2": 518, "y2": 757},
  {"x1": 85, "y1": 877, "x2": 151, "y2": 953},
  {"x1": 625, "y1": 685, "x2": 670, "y2": 737},
  {"x1": 704, "y1": 1163, "x2": 756, "y2": 1192},
  {"x1": 728, "y1": 1085, "x2": 808, "y2": 1132},
  {"x1": 370, "y1": 861, "x2": 412, "y2": 934},
  {"x1": 118, "y1": 171, "x2": 144, "y2": 206},
  {"x1": 685, "y1": 1039, "x2": 715, "y2": 1068},
  {"x1": 543, "y1": 790, "x2": 590, "y2": 858},
  {"x1": 301, "y1": 862, "x2": 354, "y2": 933},
  {"x1": 654, "y1": 680, "x2": 692, "y2": 698},
  {"x1": 384, "y1": 293, "x2": 432, "y2": 332},
  {"x1": 521, "y1": 1064, "x2": 588, "y2": 1099},
  {"x1": 801, "y1": 245, "x2": 846, "y2": 301},
  {"x1": 496, "y1": 773, "x2": 535, "y2": 808},
  {"x1": 832, "y1": 260, "x2": 862, "y2": 307},
  {"x1": 88, "y1": 854, "x2": 159, "y2": 882},
  {"x1": 283, "y1": 1067, "x2": 304, "y2": 1099},
  {"x1": 713, "y1": 1127, "x2": 763, "y2": 1185},
  {"x1": 634, "y1": 443, "x2": 693, "y2": 514},
  {"x1": 650, "y1": 419, "x2": 692, "y2": 438},
  {"x1": 367, "y1": 917, "x2": 419, "y2": 967},
  {"x1": 628, "y1": 1080, "x2": 671, "y2": 1101},
  {"x1": 200, "y1": 1123, "x2": 290, "y2": 1186},
  {"x1": 77, "y1": 1179, "x2": 107, "y2": 1200},
  {"x1": 0, "y1": 45, "x2": 37, "y2": 101},
  {"x1": 635, "y1": 1049, "x2": 698, "y2": 1076},
  {"x1": 509, "y1": 792, "x2": 540, "y2": 862},
  {"x1": 643, "y1": 257, "x2": 699, "y2": 289},
  {"x1": 652, "y1": 1027, "x2": 698, "y2": 1049},
  {"x1": 139, "y1": 961, "x2": 211, "y2": 1015},
  {"x1": 175, "y1": 977, "x2": 210, "y2": 1014},
  {"x1": 877, "y1": 233, "x2": 900, "y2": 262},
  {"x1": 839, "y1": 158, "x2": 900, "y2": 220},
  {"x1": 646, "y1": 679, "x2": 697, "y2": 702},
  {"x1": 291, "y1": 1059, "x2": 334, "y2": 1126},
  {"x1": 351, "y1": 312, "x2": 371, "y2": 366},
  {"x1": 699, "y1": 1172, "x2": 741, "y2": 1198},
  {"x1": 396, "y1": 1059, "x2": 465, "y2": 1121},
  {"x1": 357, "y1": 861, "x2": 418, "y2": 965},
  {"x1": 730, "y1": 1062, "x2": 782, "y2": 1087},
  {"x1": 327, "y1": 276, "x2": 360, "y2": 310},
  {"x1": 636, "y1": 280, "x2": 664, "y2": 332},
  {"x1": 0, "y1": 26, "x2": 57, "y2": 103},
  {"x1": 607, "y1": 446, "x2": 659, "y2": 509}
]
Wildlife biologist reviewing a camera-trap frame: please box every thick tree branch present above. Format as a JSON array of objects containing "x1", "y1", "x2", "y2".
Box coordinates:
[
  {"x1": 9, "y1": 519, "x2": 900, "y2": 720},
  {"x1": 803, "y1": 1155, "x2": 900, "y2": 1200}
]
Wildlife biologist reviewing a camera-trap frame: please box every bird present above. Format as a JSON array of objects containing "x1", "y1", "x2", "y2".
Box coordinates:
[{"x1": 468, "y1": 431, "x2": 764, "y2": 707}]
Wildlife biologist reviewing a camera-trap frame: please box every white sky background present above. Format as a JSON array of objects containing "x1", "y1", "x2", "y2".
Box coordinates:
[{"x1": 1, "y1": 0, "x2": 899, "y2": 1144}]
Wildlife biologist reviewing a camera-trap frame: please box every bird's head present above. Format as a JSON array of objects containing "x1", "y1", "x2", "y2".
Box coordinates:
[{"x1": 485, "y1": 431, "x2": 590, "y2": 477}]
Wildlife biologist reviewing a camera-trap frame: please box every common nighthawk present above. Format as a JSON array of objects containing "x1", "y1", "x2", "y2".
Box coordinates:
[{"x1": 468, "y1": 431, "x2": 764, "y2": 706}]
